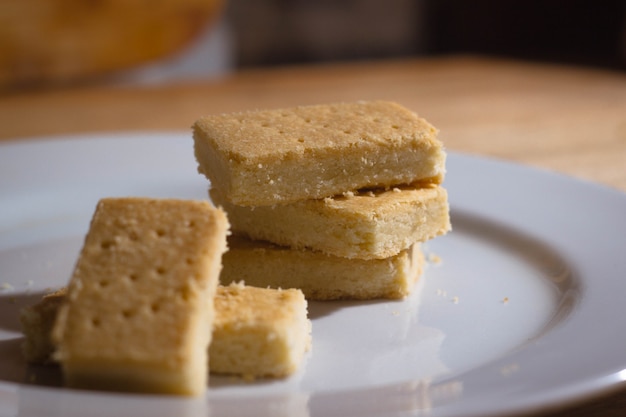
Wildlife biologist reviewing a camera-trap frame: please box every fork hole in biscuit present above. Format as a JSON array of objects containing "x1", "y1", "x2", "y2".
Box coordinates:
[
  {"x1": 91, "y1": 317, "x2": 101, "y2": 328},
  {"x1": 121, "y1": 309, "x2": 133, "y2": 319},
  {"x1": 343, "y1": 130, "x2": 352, "y2": 134},
  {"x1": 185, "y1": 257, "x2": 194, "y2": 266},
  {"x1": 297, "y1": 138, "x2": 305, "y2": 143},
  {"x1": 150, "y1": 302, "x2": 161, "y2": 314},
  {"x1": 98, "y1": 280, "x2": 110, "y2": 288},
  {"x1": 185, "y1": 220, "x2": 196, "y2": 228},
  {"x1": 178, "y1": 289, "x2": 191, "y2": 302},
  {"x1": 155, "y1": 228, "x2": 166, "y2": 238},
  {"x1": 156, "y1": 266, "x2": 166, "y2": 275},
  {"x1": 391, "y1": 125, "x2": 399, "y2": 129},
  {"x1": 128, "y1": 273, "x2": 138, "y2": 282},
  {"x1": 100, "y1": 240, "x2": 114, "y2": 249}
]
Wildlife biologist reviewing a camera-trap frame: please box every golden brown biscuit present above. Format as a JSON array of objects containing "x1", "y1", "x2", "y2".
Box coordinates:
[
  {"x1": 20, "y1": 288, "x2": 67, "y2": 365},
  {"x1": 210, "y1": 283, "x2": 311, "y2": 378},
  {"x1": 51, "y1": 197, "x2": 228, "y2": 396},
  {"x1": 212, "y1": 184, "x2": 450, "y2": 260},
  {"x1": 221, "y1": 236, "x2": 424, "y2": 300},
  {"x1": 193, "y1": 101, "x2": 446, "y2": 206}
]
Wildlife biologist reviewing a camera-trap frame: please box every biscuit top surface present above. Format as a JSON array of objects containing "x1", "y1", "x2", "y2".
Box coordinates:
[
  {"x1": 193, "y1": 101, "x2": 439, "y2": 161},
  {"x1": 53, "y1": 197, "x2": 229, "y2": 365},
  {"x1": 214, "y1": 282, "x2": 306, "y2": 327}
]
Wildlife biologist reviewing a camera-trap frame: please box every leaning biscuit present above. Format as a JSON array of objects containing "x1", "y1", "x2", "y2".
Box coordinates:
[{"x1": 51, "y1": 197, "x2": 228, "y2": 396}]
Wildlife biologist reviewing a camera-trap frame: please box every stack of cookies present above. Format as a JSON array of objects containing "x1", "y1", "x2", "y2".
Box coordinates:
[{"x1": 193, "y1": 101, "x2": 451, "y2": 300}]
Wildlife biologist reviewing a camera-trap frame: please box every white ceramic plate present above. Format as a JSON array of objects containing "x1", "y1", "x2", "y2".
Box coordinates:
[{"x1": 1, "y1": 133, "x2": 625, "y2": 417}]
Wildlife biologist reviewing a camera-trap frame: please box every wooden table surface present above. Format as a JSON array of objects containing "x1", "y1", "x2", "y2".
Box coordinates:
[{"x1": 1, "y1": 55, "x2": 625, "y2": 416}]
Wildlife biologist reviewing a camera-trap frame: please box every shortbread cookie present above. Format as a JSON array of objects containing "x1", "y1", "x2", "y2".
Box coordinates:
[
  {"x1": 51, "y1": 198, "x2": 229, "y2": 396},
  {"x1": 194, "y1": 101, "x2": 446, "y2": 206},
  {"x1": 210, "y1": 283, "x2": 311, "y2": 378},
  {"x1": 211, "y1": 184, "x2": 450, "y2": 260},
  {"x1": 22, "y1": 285, "x2": 311, "y2": 379},
  {"x1": 20, "y1": 288, "x2": 67, "y2": 364},
  {"x1": 221, "y1": 236, "x2": 424, "y2": 300}
]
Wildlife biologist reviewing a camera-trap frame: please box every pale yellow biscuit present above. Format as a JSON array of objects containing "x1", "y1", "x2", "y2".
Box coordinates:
[
  {"x1": 212, "y1": 184, "x2": 449, "y2": 260},
  {"x1": 221, "y1": 236, "x2": 424, "y2": 300},
  {"x1": 194, "y1": 101, "x2": 446, "y2": 206},
  {"x1": 51, "y1": 198, "x2": 229, "y2": 396}
]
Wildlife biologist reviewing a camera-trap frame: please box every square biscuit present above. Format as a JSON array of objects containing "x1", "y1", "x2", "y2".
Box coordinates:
[
  {"x1": 221, "y1": 236, "x2": 424, "y2": 300},
  {"x1": 51, "y1": 197, "x2": 229, "y2": 396},
  {"x1": 211, "y1": 184, "x2": 450, "y2": 260},
  {"x1": 210, "y1": 283, "x2": 311, "y2": 378},
  {"x1": 193, "y1": 101, "x2": 446, "y2": 206}
]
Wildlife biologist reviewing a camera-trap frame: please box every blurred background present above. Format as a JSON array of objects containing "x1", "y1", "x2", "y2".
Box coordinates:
[{"x1": 1, "y1": 0, "x2": 625, "y2": 90}]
